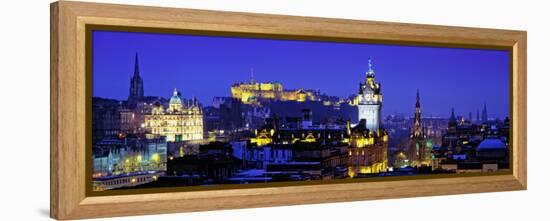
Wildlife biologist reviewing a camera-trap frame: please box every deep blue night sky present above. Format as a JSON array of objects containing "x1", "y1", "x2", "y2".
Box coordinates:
[{"x1": 92, "y1": 30, "x2": 510, "y2": 119}]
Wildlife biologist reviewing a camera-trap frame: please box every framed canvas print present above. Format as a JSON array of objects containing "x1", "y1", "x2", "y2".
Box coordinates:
[{"x1": 50, "y1": 1, "x2": 527, "y2": 220}]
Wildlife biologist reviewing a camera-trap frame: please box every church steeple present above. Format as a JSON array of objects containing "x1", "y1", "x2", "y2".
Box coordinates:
[
  {"x1": 133, "y1": 53, "x2": 140, "y2": 77},
  {"x1": 415, "y1": 89, "x2": 420, "y2": 108},
  {"x1": 129, "y1": 52, "x2": 144, "y2": 102}
]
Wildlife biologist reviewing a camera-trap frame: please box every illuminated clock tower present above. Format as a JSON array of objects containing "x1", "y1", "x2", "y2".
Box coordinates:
[{"x1": 357, "y1": 58, "x2": 382, "y2": 132}]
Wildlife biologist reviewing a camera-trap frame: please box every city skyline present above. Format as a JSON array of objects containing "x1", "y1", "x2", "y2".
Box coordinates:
[
  {"x1": 92, "y1": 30, "x2": 510, "y2": 119},
  {"x1": 91, "y1": 29, "x2": 512, "y2": 191}
]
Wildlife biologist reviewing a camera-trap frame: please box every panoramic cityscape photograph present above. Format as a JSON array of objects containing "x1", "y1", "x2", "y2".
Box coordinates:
[{"x1": 91, "y1": 30, "x2": 510, "y2": 191}]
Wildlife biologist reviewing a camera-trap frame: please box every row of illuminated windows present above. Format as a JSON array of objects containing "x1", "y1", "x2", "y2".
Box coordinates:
[
  {"x1": 101, "y1": 176, "x2": 149, "y2": 187},
  {"x1": 151, "y1": 128, "x2": 203, "y2": 134}
]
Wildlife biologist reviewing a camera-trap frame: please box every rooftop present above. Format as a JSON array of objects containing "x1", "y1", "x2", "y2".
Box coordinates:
[{"x1": 477, "y1": 138, "x2": 506, "y2": 150}]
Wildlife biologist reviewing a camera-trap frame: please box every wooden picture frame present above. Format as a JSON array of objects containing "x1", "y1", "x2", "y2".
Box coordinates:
[{"x1": 50, "y1": 1, "x2": 527, "y2": 220}]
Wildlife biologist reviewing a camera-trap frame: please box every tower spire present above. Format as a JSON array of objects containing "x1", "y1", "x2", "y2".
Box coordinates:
[
  {"x1": 416, "y1": 89, "x2": 420, "y2": 108},
  {"x1": 129, "y1": 52, "x2": 144, "y2": 102},
  {"x1": 412, "y1": 89, "x2": 423, "y2": 137},
  {"x1": 366, "y1": 57, "x2": 375, "y2": 77},
  {"x1": 134, "y1": 52, "x2": 140, "y2": 77},
  {"x1": 368, "y1": 58, "x2": 373, "y2": 71}
]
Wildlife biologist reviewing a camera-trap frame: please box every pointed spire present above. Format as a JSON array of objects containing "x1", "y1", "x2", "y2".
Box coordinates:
[
  {"x1": 415, "y1": 89, "x2": 420, "y2": 108},
  {"x1": 368, "y1": 58, "x2": 373, "y2": 71},
  {"x1": 366, "y1": 57, "x2": 375, "y2": 76},
  {"x1": 411, "y1": 89, "x2": 423, "y2": 138},
  {"x1": 133, "y1": 52, "x2": 140, "y2": 77},
  {"x1": 128, "y1": 52, "x2": 144, "y2": 101}
]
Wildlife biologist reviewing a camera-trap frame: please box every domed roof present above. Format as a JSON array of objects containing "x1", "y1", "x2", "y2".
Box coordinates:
[
  {"x1": 169, "y1": 88, "x2": 182, "y2": 105},
  {"x1": 477, "y1": 138, "x2": 506, "y2": 151}
]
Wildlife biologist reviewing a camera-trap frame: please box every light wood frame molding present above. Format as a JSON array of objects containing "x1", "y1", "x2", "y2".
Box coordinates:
[{"x1": 50, "y1": 1, "x2": 527, "y2": 220}]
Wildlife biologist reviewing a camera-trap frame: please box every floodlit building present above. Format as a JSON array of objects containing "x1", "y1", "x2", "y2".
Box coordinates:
[
  {"x1": 143, "y1": 88, "x2": 204, "y2": 142},
  {"x1": 92, "y1": 137, "x2": 168, "y2": 177},
  {"x1": 230, "y1": 75, "x2": 319, "y2": 105},
  {"x1": 347, "y1": 119, "x2": 388, "y2": 177},
  {"x1": 347, "y1": 59, "x2": 388, "y2": 176},
  {"x1": 355, "y1": 58, "x2": 382, "y2": 132}
]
